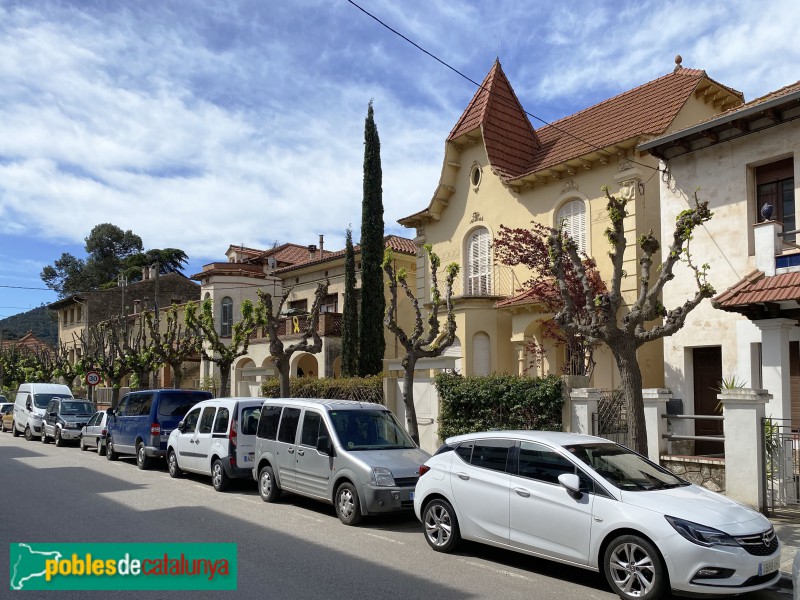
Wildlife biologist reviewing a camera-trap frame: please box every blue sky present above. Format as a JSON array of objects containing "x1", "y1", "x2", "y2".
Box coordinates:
[{"x1": 1, "y1": 0, "x2": 799, "y2": 319}]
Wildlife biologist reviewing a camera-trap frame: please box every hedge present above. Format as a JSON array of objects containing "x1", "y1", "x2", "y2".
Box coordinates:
[
  {"x1": 260, "y1": 376, "x2": 384, "y2": 404},
  {"x1": 435, "y1": 372, "x2": 563, "y2": 438}
]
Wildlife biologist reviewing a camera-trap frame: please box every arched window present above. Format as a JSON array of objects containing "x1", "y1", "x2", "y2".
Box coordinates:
[
  {"x1": 221, "y1": 297, "x2": 233, "y2": 337},
  {"x1": 466, "y1": 227, "x2": 492, "y2": 295},
  {"x1": 472, "y1": 332, "x2": 491, "y2": 376},
  {"x1": 556, "y1": 200, "x2": 587, "y2": 254}
]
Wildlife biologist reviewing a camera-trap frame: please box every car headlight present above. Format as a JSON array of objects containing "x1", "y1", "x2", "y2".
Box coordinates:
[
  {"x1": 665, "y1": 516, "x2": 739, "y2": 547},
  {"x1": 372, "y1": 467, "x2": 396, "y2": 487},
  {"x1": 65, "y1": 423, "x2": 79, "y2": 429}
]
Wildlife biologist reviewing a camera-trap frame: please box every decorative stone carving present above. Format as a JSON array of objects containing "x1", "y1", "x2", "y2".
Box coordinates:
[
  {"x1": 618, "y1": 158, "x2": 634, "y2": 171},
  {"x1": 562, "y1": 179, "x2": 579, "y2": 194},
  {"x1": 470, "y1": 212, "x2": 484, "y2": 223},
  {"x1": 619, "y1": 179, "x2": 638, "y2": 201}
]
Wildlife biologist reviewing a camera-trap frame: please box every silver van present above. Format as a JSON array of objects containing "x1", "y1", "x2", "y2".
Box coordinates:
[
  {"x1": 253, "y1": 398, "x2": 430, "y2": 525},
  {"x1": 13, "y1": 383, "x2": 73, "y2": 440}
]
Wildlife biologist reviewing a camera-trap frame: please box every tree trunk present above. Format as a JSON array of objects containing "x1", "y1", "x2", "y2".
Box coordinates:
[
  {"x1": 171, "y1": 364, "x2": 183, "y2": 389},
  {"x1": 610, "y1": 341, "x2": 648, "y2": 456},
  {"x1": 110, "y1": 380, "x2": 122, "y2": 408},
  {"x1": 278, "y1": 359, "x2": 291, "y2": 398},
  {"x1": 402, "y1": 358, "x2": 420, "y2": 445},
  {"x1": 219, "y1": 363, "x2": 231, "y2": 397}
]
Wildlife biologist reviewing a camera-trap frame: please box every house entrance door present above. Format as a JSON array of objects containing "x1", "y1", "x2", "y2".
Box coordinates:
[{"x1": 693, "y1": 347, "x2": 723, "y2": 456}]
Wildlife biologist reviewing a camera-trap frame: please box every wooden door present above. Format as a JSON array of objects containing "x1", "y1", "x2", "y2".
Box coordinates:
[{"x1": 693, "y1": 347, "x2": 723, "y2": 456}]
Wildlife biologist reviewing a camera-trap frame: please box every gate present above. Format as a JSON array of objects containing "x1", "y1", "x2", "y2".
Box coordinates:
[
  {"x1": 762, "y1": 417, "x2": 800, "y2": 516},
  {"x1": 593, "y1": 389, "x2": 629, "y2": 448}
]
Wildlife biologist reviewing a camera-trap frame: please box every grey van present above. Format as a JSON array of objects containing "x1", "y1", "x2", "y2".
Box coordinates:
[{"x1": 253, "y1": 398, "x2": 430, "y2": 525}]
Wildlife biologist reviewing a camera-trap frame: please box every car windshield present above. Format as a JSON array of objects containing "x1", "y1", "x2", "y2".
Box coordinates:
[
  {"x1": 33, "y1": 394, "x2": 68, "y2": 409},
  {"x1": 329, "y1": 409, "x2": 416, "y2": 450},
  {"x1": 62, "y1": 401, "x2": 94, "y2": 416},
  {"x1": 565, "y1": 443, "x2": 689, "y2": 491}
]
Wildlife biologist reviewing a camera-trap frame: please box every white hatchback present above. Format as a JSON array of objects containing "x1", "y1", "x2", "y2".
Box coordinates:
[{"x1": 414, "y1": 431, "x2": 781, "y2": 600}]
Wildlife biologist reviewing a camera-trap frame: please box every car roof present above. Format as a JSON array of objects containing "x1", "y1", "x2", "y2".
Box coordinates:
[
  {"x1": 444, "y1": 430, "x2": 610, "y2": 447},
  {"x1": 259, "y1": 398, "x2": 388, "y2": 411}
]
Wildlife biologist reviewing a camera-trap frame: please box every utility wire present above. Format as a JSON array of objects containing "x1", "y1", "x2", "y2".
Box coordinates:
[{"x1": 346, "y1": 0, "x2": 665, "y2": 174}]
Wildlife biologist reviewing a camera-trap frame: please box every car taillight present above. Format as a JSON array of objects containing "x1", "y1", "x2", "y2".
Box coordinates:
[
  {"x1": 150, "y1": 423, "x2": 161, "y2": 436},
  {"x1": 101, "y1": 428, "x2": 107, "y2": 436},
  {"x1": 419, "y1": 465, "x2": 431, "y2": 477},
  {"x1": 230, "y1": 420, "x2": 237, "y2": 447}
]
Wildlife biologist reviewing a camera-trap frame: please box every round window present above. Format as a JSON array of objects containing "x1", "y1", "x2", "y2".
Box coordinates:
[{"x1": 471, "y1": 164, "x2": 482, "y2": 187}]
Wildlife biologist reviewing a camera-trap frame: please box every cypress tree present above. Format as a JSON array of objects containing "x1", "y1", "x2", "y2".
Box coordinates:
[
  {"x1": 357, "y1": 100, "x2": 386, "y2": 376},
  {"x1": 341, "y1": 226, "x2": 359, "y2": 377}
]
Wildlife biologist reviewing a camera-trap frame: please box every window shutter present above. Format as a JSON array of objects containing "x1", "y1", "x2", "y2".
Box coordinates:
[
  {"x1": 472, "y1": 332, "x2": 491, "y2": 376},
  {"x1": 557, "y1": 200, "x2": 586, "y2": 254}
]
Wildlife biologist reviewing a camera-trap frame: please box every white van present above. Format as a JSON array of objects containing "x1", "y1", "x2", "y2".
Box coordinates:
[
  {"x1": 13, "y1": 383, "x2": 74, "y2": 440},
  {"x1": 166, "y1": 397, "x2": 263, "y2": 492},
  {"x1": 253, "y1": 398, "x2": 431, "y2": 525}
]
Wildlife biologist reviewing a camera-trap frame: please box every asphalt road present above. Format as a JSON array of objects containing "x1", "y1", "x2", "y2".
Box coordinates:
[{"x1": 0, "y1": 432, "x2": 791, "y2": 600}]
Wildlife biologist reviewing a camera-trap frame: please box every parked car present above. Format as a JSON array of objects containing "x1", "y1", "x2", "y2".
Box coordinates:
[
  {"x1": 1, "y1": 402, "x2": 14, "y2": 432},
  {"x1": 105, "y1": 389, "x2": 213, "y2": 469},
  {"x1": 41, "y1": 398, "x2": 95, "y2": 446},
  {"x1": 414, "y1": 431, "x2": 781, "y2": 600},
  {"x1": 167, "y1": 397, "x2": 263, "y2": 491},
  {"x1": 13, "y1": 383, "x2": 74, "y2": 440},
  {"x1": 80, "y1": 410, "x2": 110, "y2": 454},
  {"x1": 253, "y1": 398, "x2": 430, "y2": 525}
]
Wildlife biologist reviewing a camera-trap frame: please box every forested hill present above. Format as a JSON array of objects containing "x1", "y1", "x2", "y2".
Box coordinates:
[{"x1": 0, "y1": 306, "x2": 58, "y2": 346}]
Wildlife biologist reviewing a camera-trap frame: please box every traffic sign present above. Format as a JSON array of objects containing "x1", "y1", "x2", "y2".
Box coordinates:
[{"x1": 85, "y1": 371, "x2": 101, "y2": 387}]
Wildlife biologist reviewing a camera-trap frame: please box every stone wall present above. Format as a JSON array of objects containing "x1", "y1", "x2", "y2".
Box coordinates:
[{"x1": 661, "y1": 455, "x2": 725, "y2": 493}]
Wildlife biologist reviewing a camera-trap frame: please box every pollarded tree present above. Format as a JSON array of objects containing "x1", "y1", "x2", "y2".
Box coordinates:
[
  {"x1": 146, "y1": 305, "x2": 201, "y2": 389},
  {"x1": 549, "y1": 188, "x2": 714, "y2": 455},
  {"x1": 257, "y1": 282, "x2": 329, "y2": 398},
  {"x1": 495, "y1": 221, "x2": 606, "y2": 377},
  {"x1": 341, "y1": 227, "x2": 359, "y2": 377},
  {"x1": 53, "y1": 341, "x2": 82, "y2": 389},
  {"x1": 383, "y1": 245, "x2": 459, "y2": 444},
  {"x1": 90, "y1": 316, "x2": 132, "y2": 408},
  {"x1": 185, "y1": 298, "x2": 259, "y2": 397},
  {"x1": 358, "y1": 100, "x2": 386, "y2": 376},
  {"x1": 123, "y1": 313, "x2": 161, "y2": 390}
]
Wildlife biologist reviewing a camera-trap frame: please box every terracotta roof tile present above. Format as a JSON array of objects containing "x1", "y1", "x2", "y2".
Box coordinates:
[
  {"x1": 712, "y1": 270, "x2": 800, "y2": 308},
  {"x1": 191, "y1": 262, "x2": 268, "y2": 280},
  {"x1": 274, "y1": 235, "x2": 416, "y2": 274}
]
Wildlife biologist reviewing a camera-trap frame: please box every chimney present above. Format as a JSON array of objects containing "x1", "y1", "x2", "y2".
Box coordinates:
[
  {"x1": 319, "y1": 234, "x2": 324, "y2": 259},
  {"x1": 308, "y1": 244, "x2": 317, "y2": 259},
  {"x1": 754, "y1": 220, "x2": 782, "y2": 276}
]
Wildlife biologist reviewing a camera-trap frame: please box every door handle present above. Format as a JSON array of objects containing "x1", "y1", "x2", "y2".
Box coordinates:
[
  {"x1": 287, "y1": 447, "x2": 295, "y2": 454},
  {"x1": 513, "y1": 487, "x2": 531, "y2": 498},
  {"x1": 297, "y1": 449, "x2": 305, "y2": 456},
  {"x1": 190, "y1": 439, "x2": 196, "y2": 444},
  {"x1": 456, "y1": 472, "x2": 470, "y2": 481}
]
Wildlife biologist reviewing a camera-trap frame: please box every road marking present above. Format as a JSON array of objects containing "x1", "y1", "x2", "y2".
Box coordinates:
[
  {"x1": 361, "y1": 532, "x2": 405, "y2": 545},
  {"x1": 458, "y1": 559, "x2": 533, "y2": 581}
]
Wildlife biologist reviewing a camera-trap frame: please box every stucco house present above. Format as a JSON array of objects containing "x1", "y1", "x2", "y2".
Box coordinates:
[
  {"x1": 398, "y1": 58, "x2": 743, "y2": 390},
  {"x1": 191, "y1": 235, "x2": 418, "y2": 395},
  {"x1": 640, "y1": 79, "x2": 800, "y2": 443}
]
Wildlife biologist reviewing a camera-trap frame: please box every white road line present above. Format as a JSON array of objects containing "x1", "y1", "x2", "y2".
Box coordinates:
[
  {"x1": 458, "y1": 559, "x2": 533, "y2": 581},
  {"x1": 361, "y1": 532, "x2": 405, "y2": 545}
]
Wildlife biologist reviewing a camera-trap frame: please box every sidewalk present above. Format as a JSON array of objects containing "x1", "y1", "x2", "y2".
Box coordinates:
[{"x1": 770, "y1": 506, "x2": 799, "y2": 590}]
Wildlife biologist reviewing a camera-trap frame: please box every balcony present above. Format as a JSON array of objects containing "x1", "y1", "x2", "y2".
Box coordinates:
[
  {"x1": 433, "y1": 265, "x2": 520, "y2": 299},
  {"x1": 250, "y1": 312, "x2": 342, "y2": 341}
]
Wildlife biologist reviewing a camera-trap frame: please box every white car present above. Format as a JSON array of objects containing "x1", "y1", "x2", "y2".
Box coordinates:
[
  {"x1": 80, "y1": 410, "x2": 109, "y2": 454},
  {"x1": 414, "y1": 431, "x2": 780, "y2": 600}
]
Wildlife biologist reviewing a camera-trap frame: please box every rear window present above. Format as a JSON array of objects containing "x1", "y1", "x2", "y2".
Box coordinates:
[
  {"x1": 241, "y1": 406, "x2": 261, "y2": 436},
  {"x1": 157, "y1": 391, "x2": 211, "y2": 418},
  {"x1": 1, "y1": 404, "x2": 14, "y2": 414},
  {"x1": 256, "y1": 405, "x2": 281, "y2": 440}
]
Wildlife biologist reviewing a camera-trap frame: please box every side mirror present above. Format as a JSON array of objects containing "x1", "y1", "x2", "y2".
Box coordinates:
[
  {"x1": 49, "y1": 411, "x2": 57, "y2": 417},
  {"x1": 107, "y1": 408, "x2": 115, "y2": 416},
  {"x1": 558, "y1": 473, "x2": 582, "y2": 496},
  {"x1": 177, "y1": 421, "x2": 185, "y2": 433},
  {"x1": 26, "y1": 401, "x2": 32, "y2": 411},
  {"x1": 316, "y1": 435, "x2": 333, "y2": 456}
]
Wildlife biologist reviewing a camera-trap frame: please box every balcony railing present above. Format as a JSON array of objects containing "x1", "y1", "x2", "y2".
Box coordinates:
[
  {"x1": 433, "y1": 265, "x2": 520, "y2": 299},
  {"x1": 250, "y1": 312, "x2": 342, "y2": 340}
]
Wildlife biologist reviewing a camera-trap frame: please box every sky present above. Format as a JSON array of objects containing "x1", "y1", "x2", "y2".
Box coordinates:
[{"x1": 1, "y1": 0, "x2": 799, "y2": 320}]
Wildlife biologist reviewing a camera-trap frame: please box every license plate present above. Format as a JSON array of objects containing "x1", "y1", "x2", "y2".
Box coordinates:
[
  {"x1": 243, "y1": 452, "x2": 254, "y2": 463},
  {"x1": 410, "y1": 491, "x2": 414, "y2": 501},
  {"x1": 758, "y1": 556, "x2": 780, "y2": 576}
]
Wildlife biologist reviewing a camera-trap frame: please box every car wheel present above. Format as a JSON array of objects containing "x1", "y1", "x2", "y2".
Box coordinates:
[
  {"x1": 41, "y1": 427, "x2": 49, "y2": 444},
  {"x1": 423, "y1": 498, "x2": 461, "y2": 552},
  {"x1": 136, "y1": 442, "x2": 152, "y2": 470},
  {"x1": 212, "y1": 459, "x2": 230, "y2": 492},
  {"x1": 335, "y1": 482, "x2": 363, "y2": 526},
  {"x1": 106, "y1": 436, "x2": 118, "y2": 461},
  {"x1": 12, "y1": 421, "x2": 19, "y2": 437},
  {"x1": 55, "y1": 428, "x2": 64, "y2": 447},
  {"x1": 258, "y1": 466, "x2": 280, "y2": 503},
  {"x1": 168, "y1": 450, "x2": 183, "y2": 478},
  {"x1": 80, "y1": 436, "x2": 87, "y2": 451},
  {"x1": 24, "y1": 426, "x2": 34, "y2": 441},
  {"x1": 603, "y1": 534, "x2": 667, "y2": 600},
  {"x1": 97, "y1": 438, "x2": 106, "y2": 456}
]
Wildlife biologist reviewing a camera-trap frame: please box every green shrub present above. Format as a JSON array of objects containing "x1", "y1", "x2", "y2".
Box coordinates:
[
  {"x1": 260, "y1": 376, "x2": 384, "y2": 404},
  {"x1": 435, "y1": 372, "x2": 563, "y2": 438}
]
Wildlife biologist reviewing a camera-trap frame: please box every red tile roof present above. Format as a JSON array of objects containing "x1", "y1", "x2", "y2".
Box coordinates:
[
  {"x1": 190, "y1": 262, "x2": 268, "y2": 281},
  {"x1": 445, "y1": 61, "x2": 743, "y2": 181},
  {"x1": 494, "y1": 288, "x2": 543, "y2": 309},
  {"x1": 712, "y1": 270, "x2": 800, "y2": 309},
  {"x1": 449, "y1": 60, "x2": 540, "y2": 179},
  {"x1": 274, "y1": 235, "x2": 416, "y2": 274},
  {"x1": 258, "y1": 243, "x2": 328, "y2": 266}
]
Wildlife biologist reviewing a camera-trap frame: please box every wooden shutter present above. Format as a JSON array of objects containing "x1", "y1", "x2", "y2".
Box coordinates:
[
  {"x1": 472, "y1": 332, "x2": 491, "y2": 376},
  {"x1": 557, "y1": 200, "x2": 586, "y2": 254}
]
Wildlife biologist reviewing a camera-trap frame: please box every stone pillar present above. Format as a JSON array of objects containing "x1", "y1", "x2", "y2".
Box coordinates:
[
  {"x1": 570, "y1": 388, "x2": 599, "y2": 435},
  {"x1": 516, "y1": 344, "x2": 526, "y2": 376},
  {"x1": 642, "y1": 389, "x2": 671, "y2": 463},
  {"x1": 753, "y1": 220, "x2": 782, "y2": 277},
  {"x1": 753, "y1": 319, "x2": 794, "y2": 421},
  {"x1": 719, "y1": 388, "x2": 770, "y2": 510},
  {"x1": 561, "y1": 376, "x2": 590, "y2": 432}
]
